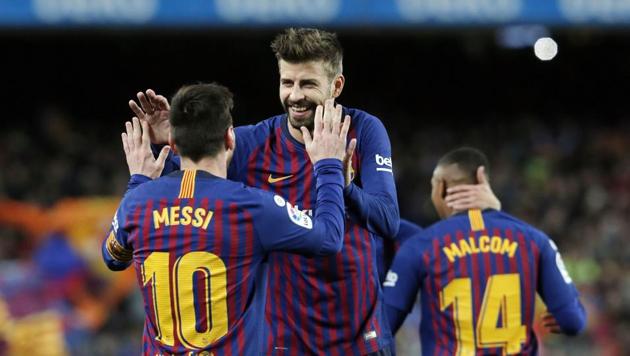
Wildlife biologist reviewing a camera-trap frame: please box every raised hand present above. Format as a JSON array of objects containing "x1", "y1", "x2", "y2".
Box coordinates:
[
  {"x1": 129, "y1": 89, "x2": 171, "y2": 144},
  {"x1": 444, "y1": 166, "x2": 502, "y2": 211},
  {"x1": 121, "y1": 117, "x2": 170, "y2": 179},
  {"x1": 300, "y1": 99, "x2": 356, "y2": 165}
]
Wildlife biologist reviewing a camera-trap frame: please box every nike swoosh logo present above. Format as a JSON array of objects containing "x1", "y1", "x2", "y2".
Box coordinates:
[{"x1": 267, "y1": 174, "x2": 293, "y2": 184}]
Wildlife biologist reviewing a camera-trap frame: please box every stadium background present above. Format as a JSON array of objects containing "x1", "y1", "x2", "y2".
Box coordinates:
[{"x1": 0, "y1": 0, "x2": 629, "y2": 355}]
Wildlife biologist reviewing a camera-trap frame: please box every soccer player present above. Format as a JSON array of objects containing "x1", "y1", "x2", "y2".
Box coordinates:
[
  {"x1": 102, "y1": 83, "x2": 353, "y2": 355},
  {"x1": 383, "y1": 147, "x2": 586, "y2": 355},
  {"x1": 377, "y1": 169, "x2": 502, "y2": 284}
]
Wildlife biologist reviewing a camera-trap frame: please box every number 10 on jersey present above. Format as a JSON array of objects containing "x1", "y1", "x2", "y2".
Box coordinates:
[{"x1": 142, "y1": 251, "x2": 229, "y2": 349}]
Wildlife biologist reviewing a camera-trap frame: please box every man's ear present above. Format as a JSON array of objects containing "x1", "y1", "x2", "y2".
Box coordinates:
[
  {"x1": 332, "y1": 74, "x2": 345, "y2": 98},
  {"x1": 439, "y1": 179, "x2": 447, "y2": 199},
  {"x1": 226, "y1": 126, "x2": 235, "y2": 151},
  {"x1": 168, "y1": 132, "x2": 178, "y2": 155}
]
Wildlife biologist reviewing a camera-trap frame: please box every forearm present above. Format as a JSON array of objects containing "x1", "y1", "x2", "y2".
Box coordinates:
[
  {"x1": 385, "y1": 304, "x2": 408, "y2": 335},
  {"x1": 550, "y1": 299, "x2": 587, "y2": 336},
  {"x1": 344, "y1": 182, "x2": 400, "y2": 238},
  {"x1": 101, "y1": 231, "x2": 132, "y2": 271},
  {"x1": 312, "y1": 159, "x2": 346, "y2": 255}
]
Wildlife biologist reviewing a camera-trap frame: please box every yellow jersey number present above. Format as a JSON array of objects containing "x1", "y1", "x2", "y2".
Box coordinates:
[
  {"x1": 439, "y1": 273, "x2": 527, "y2": 355},
  {"x1": 142, "y1": 251, "x2": 228, "y2": 350}
]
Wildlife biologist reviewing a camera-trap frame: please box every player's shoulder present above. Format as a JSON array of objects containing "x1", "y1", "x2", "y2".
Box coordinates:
[
  {"x1": 123, "y1": 175, "x2": 176, "y2": 200},
  {"x1": 344, "y1": 107, "x2": 384, "y2": 129},
  {"x1": 399, "y1": 224, "x2": 436, "y2": 253},
  {"x1": 235, "y1": 115, "x2": 283, "y2": 142},
  {"x1": 485, "y1": 210, "x2": 552, "y2": 245}
]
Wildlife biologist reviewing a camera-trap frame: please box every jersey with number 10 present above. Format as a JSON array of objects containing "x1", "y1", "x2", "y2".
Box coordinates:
[
  {"x1": 101, "y1": 161, "x2": 346, "y2": 355},
  {"x1": 384, "y1": 209, "x2": 584, "y2": 355}
]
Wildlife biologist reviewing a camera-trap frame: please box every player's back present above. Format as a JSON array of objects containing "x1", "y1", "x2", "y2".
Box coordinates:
[
  {"x1": 416, "y1": 209, "x2": 556, "y2": 355},
  {"x1": 118, "y1": 170, "x2": 280, "y2": 355}
]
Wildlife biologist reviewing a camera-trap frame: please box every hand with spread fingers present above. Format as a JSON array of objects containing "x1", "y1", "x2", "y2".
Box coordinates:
[
  {"x1": 301, "y1": 99, "x2": 357, "y2": 165},
  {"x1": 121, "y1": 117, "x2": 171, "y2": 179},
  {"x1": 444, "y1": 166, "x2": 501, "y2": 211},
  {"x1": 128, "y1": 89, "x2": 171, "y2": 144}
]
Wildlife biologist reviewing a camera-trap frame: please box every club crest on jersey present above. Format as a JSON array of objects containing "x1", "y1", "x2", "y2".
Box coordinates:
[
  {"x1": 375, "y1": 154, "x2": 393, "y2": 173},
  {"x1": 286, "y1": 202, "x2": 313, "y2": 229}
]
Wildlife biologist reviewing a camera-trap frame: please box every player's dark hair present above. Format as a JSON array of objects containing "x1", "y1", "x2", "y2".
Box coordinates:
[
  {"x1": 170, "y1": 83, "x2": 233, "y2": 162},
  {"x1": 271, "y1": 27, "x2": 343, "y2": 78},
  {"x1": 438, "y1": 147, "x2": 490, "y2": 184}
]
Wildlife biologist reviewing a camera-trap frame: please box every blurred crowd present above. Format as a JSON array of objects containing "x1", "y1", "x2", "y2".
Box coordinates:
[{"x1": 0, "y1": 108, "x2": 627, "y2": 355}]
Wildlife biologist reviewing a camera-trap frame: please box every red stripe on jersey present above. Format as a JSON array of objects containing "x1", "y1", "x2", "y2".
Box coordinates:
[
  {"x1": 224, "y1": 203, "x2": 240, "y2": 355},
  {"x1": 480, "y1": 232, "x2": 494, "y2": 356},
  {"x1": 517, "y1": 231, "x2": 533, "y2": 345},
  {"x1": 455, "y1": 231, "x2": 469, "y2": 277},
  {"x1": 167, "y1": 198, "x2": 181, "y2": 347},
  {"x1": 288, "y1": 136, "x2": 304, "y2": 354},
  {"x1": 494, "y1": 228, "x2": 505, "y2": 275},
  {"x1": 284, "y1": 134, "x2": 300, "y2": 206},
  {"x1": 351, "y1": 226, "x2": 367, "y2": 355},
  {"x1": 183, "y1": 198, "x2": 195, "y2": 255},
  {"x1": 422, "y1": 252, "x2": 441, "y2": 356},
  {"x1": 468, "y1": 230, "x2": 482, "y2": 352},
  {"x1": 260, "y1": 134, "x2": 273, "y2": 192},
  {"x1": 241, "y1": 209, "x2": 255, "y2": 352},
  {"x1": 246, "y1": 146, "x2": 260, "y2": 188},
  {"x1": 274, "y1": 127, "x2": 285, "y2": 196},
  {"x1": 140, "y1": 199, "x2": 153, "y2": 260},
  {"x1": 324, "y1": 255, "x2": 340, "y2": 356},
  {"x1": 529, "y1": 239, "x2": 540, "y2": 289},
  {"x1": 433, "y1": 238, "x2": 449, "y2": 356},
  {"x1": 331, "y1": 238, "x2": 347, "y2": 354},
  {"x1": 363, "y1": 228, "x2": 381, "y2": 350},
  {"x1": 213, "y1": 200, "x2": 225, "y2": 343},
  {"x1": 443, "y1": 234, "x2": 458, "y2": 355},
  {"x1": 198, "y1": 198, "x2": 209, "y2": 251}
]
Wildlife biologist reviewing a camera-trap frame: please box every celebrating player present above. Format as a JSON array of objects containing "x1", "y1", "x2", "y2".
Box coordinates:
[
  {"x1": 383, "y1": 147, "x2": 586, "y2": 355},
  {"x1": 102, "y1": 83, "x2": 352, "y2": 354}
]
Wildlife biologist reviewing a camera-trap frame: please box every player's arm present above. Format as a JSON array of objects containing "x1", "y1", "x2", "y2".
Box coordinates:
[
  {"x1": 101, "y1": 199, "x2": 133, "y2": 271},
  {"x1": 537, "y1": 235, "x2": 587, "y2": 335},
  {"x1": 256, "y1": 101, "x2": 351, "y2": 255},
  {"x1": 443, "y1": 166, "x2": 501, "y2": 211},
  {"x1": 103, "y1": 117, "x2": 170, "y2": 270},
  {"x1": 344, "y1": 116, "x2": 400, "y2": 238},
  {"x1": 397, "y1": 219, "x2": 423, "y2": 243},
  {"x1": 383, "y1": 236, "x2": 426, "y2": 334},
  {"x1": 254, "y1": 159, "x2": 345, "y2": 255}
]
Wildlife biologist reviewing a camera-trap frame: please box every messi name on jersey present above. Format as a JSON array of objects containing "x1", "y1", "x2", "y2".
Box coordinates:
[
  {"x1": 152, "y1": 206, "x2": 214, "y2": 230},
  {"x1": 442, "y1": 235, "x2": 518, "y2": 263}
]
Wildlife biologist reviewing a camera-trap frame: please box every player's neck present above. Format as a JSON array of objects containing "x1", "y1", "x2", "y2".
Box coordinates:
[
  {"x1": 180, "y1": 155, "x2": 227, "y2": 179},
  {"x1": 287, "y1": 121, "x2": 307, "y2": 144}
]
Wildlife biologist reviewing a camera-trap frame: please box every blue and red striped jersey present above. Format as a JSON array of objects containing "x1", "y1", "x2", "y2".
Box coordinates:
[
  {"x1": 101, "y1": 160, "x2": 346, "y2": 355},
  {"x1": 384, "y1": 209, "x2": 586, "y2": 356},
  {"x1": 226, "y1": 108, "x2": 399, "y2": 354}
]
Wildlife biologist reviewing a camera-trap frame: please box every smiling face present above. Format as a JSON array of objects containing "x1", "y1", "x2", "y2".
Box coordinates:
[{"x1": 279, "y1": 59, "x2": 343, "y2": 131}]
